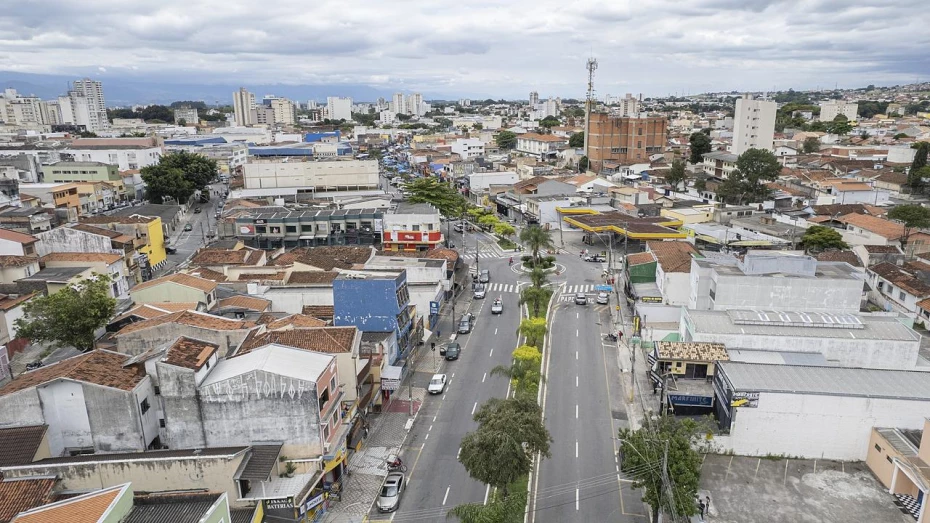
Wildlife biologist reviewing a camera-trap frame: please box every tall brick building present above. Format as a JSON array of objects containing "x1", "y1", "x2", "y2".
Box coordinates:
[{"x1": 587, "y1": 113, "x2": 668, "y2": 172}]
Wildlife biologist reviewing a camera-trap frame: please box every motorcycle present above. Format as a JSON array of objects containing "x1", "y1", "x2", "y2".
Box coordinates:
[
  {"x1": 605, "y1": 333, "x2": 618, "y2": 342},
  {"x1": 387, "y1": 457, "x2": 407, "y2": 472}
]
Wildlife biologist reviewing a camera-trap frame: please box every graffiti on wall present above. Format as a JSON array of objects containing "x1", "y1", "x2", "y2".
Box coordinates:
[{"x1": 201, "y1": 371, "x2": 316, "y2": 403}]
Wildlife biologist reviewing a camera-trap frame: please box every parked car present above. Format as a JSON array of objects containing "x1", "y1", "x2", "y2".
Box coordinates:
[
  {"x1": 458, "y1": 313, "x2": 475, "y2": 334},
  {"x1": 596, "y1": 292, "x2": 609, "y2": 304},
  {"x1": 584, "y1": 253, "x2": 605, "y2": 262},
  {"x1": 183, "y1": 223, "x2": 193, "y2": 232},
  {"x1": 491, "y1": 298, "x2": 503, "y2": 314},
  {"x1": 453, "y1": 223, "x2": 464, "y2": 233},
  {"x1": 165, "y1": 246, "x2": 177, "y2": 255},
  {"x1": 473, "y1": 283, "x2": 486, "y2": 299},
  {"x1": 427, "y1": 374, "x2": 447, "y2": 394},
  {"x1": 478, "y1": 269, "x2": 490, "y2": 283},
  {"x1": 377, "y1": 472, "x2": 405, "y2": 512},
  {"x1": 444, "y1": 342, "x2": 461, "y2": 360},
  {"x1": 574, "y1": 292, "x2": 587, "y2": 305}
]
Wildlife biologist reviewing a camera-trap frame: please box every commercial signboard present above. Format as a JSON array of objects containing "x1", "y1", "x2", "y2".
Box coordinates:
[
  {"x1": 640, "y1": 296, "x2": 663, "y2": 303},
  {"x1": 730, "y1": 391, "x2": 759, "y2": 408},
  {"x1": 263, "y1": 497, "x2": 296, "y2": 522},
  {"x1": 430, "y1": 301, "x2": 440, "y2": 315},
  {"x1": 668, "y1": 394, "x2": 713, "y2": 407}
]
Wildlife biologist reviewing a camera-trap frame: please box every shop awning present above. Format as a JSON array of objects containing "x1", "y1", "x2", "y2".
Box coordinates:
[{"x1": 381, "y1": 365, "x2": 403, "y2": 391}]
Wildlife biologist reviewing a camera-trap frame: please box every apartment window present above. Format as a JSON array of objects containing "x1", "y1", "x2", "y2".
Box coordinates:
[
  {"x1": 412, "y1": 225, "x2": 420, "y2": 231},
  {"x1": 331, "y1": 375, "x2": 337, "y2": 392},
  {"x1": 154, "y1": 386, "x2": 161, "y2": 395},
  {"x1": 887, "y1": 455, "x2": 893, "y2": 464},
  {"x1": 285, "y1": 225, "x2": 297, "y2": 234},
  {"x1": 301, "y1": 225, "x2": 313, "y2": 233},
  {"x1": 322, "y1": 423, "x2": 330, "y2": 441},
  {"x1": 319, "y1": 386, "x2": 330, "y2": 406},
  {"x1": 637, "y1": 141, "x2": 643, "y2": 149},
  {"x1": 256, "y1": 226, "x2": 267, "y2": 234},
  {"x1": 159, "y1": 419, "x2": 166, "y2": 428},
  {"x1": 637, "y1": 127, "x2": 643, "y2": 136},
  {"x1": 877, "y1": 282, "x2": 884, "y2": 291},
  {"x1": 899, "y1": 291, "x2": 906, "y2": 301},
  {"x1": 874, "y1": 444, "x2": 882, "y2": 452},
  {"x1": 331, "y1": 411, "x2": 339, "y2": 427},
  {"x1": 140, "y1": 398, "x2": 150, "y2": 414}
]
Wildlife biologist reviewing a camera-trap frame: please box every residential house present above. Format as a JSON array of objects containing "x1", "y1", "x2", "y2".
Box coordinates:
[
  {"x1": 660, "y1": 205, "x2": 715, "y2": 225},
  {"x1": 189, "y1": 246, "x2": 266, "y2": 272},
  {"x1": 0, "y1": 476, "x2": 56, "y2": 522},
  {"x1": 866, "y1": 419, "x2": 930, "y2": 523},
  {"x1": 129, "y1": 273, "x2": 218, "y2": 309},
  {"x1": 648, "y1": 241, "x2": 701, "y2": 307},
  {"x1": 18, "y1": 183, "x2": 81, "y2": 221},
  {"x1": 702, "y1": 151, "x2": 739, "y2": 179},
  {"x1": 36, "y1": 223, "x2": 142, "y2": 285},
  {"x1": 0, "y1": 424, "x2": 52, "y2": 468},
  {"x1": 0, "y1": 206, "x2": 56, "y2": 236},
  {"x1": 0, "y1": 230, "x2": 38, "y2": 257},
  {"x1": 839, "y1": 213, "x2": 930, "y2": 255},
  {"x1": 524, "y1": 195, "x2": 577, "y2": 230},
  {"x1": 0, "y1": 350, "x2": 160, "y2": 455},
  {"x1": 564, "y1": 174, "x2": 616, "y2": 194},
  {"x1": 16, "y1": 266, "x2": 99, "y2": 297},
  {"x1": 0, "y1": 293, "x2": 36, "y2": 360},
  {"x1": 854, "y1": 244, "x2": 904, "y2": 268},
  {"x1": 821, "y1": 179, "x2": 889, "y2": 205},
  {"x1": 79, "y1": 215, "x2": 167, "y2": 272},
  {"x1": 0, "y1": 256, "x2": 38, "y2": 284},
  {"x1": 868, "y1": 262, "x2": 930, "y2": 322},
  {"x1": 211, "y1": 295, "x2": 271, "y2": 319},
  {"x1": 39, "y1": 252, "x2": 128, "y2": 297},
  {"x1": 515, "y1": 133, "x2": 569, "y2": 159},
  {"x1": 113, "y1": 310, "x2": 256, "y2": 356}
]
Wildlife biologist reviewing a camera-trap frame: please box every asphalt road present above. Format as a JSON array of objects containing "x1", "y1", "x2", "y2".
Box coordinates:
[
  {"x1": 160, "y1": 182, "x2": 227, "y2": 274},
  {"x1": 373, "y1": 230, "x2": 521, "y2": 520},
  {"x1": 532, "y1": 254, "x2": 647, "y2": 523}
]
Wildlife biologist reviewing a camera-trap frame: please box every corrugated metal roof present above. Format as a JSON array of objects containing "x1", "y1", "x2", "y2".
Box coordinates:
[{"x1": 718, "y1": 362, "x2": 930, "y2": 400}]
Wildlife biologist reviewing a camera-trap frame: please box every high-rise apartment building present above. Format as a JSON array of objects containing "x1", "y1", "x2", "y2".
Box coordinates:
[
  {"x1": 406, "y1": 93, "x2": 423, "y2": 116},
  {"x1": 529, "y1": 91, "x2": 539, "y2": 106},
  {"x1": 391, "y1": 93, "x2": 406, "y2": 115},
  {"x1": 617, "y1": 94, "x2": 640, "y2": 117},
  {"x1": 174, "y1": 107, "x2": 198, "y2": 125},
  {"x1": 71, "y1": 78, "x2": 109, "y2": 132},
  {"x1": 233, "y1": 87, "x2": 256, "y2": 126},
  {"x1": 732, "y1": 95, "x2": 776, "y2": 156},
  {"x1": 819, "y1": 101, "x2": 859, "y2": 122},
  {"x1": 326, "y1": 97, "x2": 352, "y2": 121},
  {"x1": 270, "y1": 98, "x2": 297, "y2": 125},
  {"x1": 587, "y1": 112, "x2": 668, "y2": 172}
]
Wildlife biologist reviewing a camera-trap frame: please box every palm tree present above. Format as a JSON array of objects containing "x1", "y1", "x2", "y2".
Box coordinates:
[
  {"x1": 520, "y1": 286, "x2": 549, "y2": 318},
  {"x1": 519, "y1": 225, "x2": 554, "y2": 266},
  {"x1": 528, "y1": 267, "x2": 548, "y2": 289}
]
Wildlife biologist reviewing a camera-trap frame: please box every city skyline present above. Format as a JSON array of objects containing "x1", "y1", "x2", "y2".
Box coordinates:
[{"x1": 0, "y1": 0, "x2": 926, "y2": 103}]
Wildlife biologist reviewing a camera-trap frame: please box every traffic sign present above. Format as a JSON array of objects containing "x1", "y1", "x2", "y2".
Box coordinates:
[
  {"x1": 430, "y1": 301, "x2": 440, "y2": 315},
  {"x1": 595, "y1": 285, "x2": 613, "y2": 292}
]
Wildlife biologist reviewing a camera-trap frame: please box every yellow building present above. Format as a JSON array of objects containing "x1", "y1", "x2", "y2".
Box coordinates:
[
  {"x1": 660, "y1": 204, "x2": 716, "y2": 225},
  {"x1": 73, "y1": 181, "x2": 126, "y2": 214},
  {"x1": 78, "y1": 215, "x2": 168, "y2": 271}
]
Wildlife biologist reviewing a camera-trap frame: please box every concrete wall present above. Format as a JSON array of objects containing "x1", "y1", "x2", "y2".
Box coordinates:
[
  {"x1": 243, "y1": 160, "x2": 378, "y2": 190},
  {"x1": 706, "y1": 273, "x2": 862, "y2": 313},
  {"x1": 156, "y1": 363, "x2": 207, "y2": 449},
  {"x1": 867, "y1": 429, "x2": 904, "y2": 489},
  {"x1": 655, "y1": 265, "x2": 690, "y2": 306},
  {"x1": 117, "y1": 323, "x2": 253, "y2": 357},
  {"x1": 36, "y1": 226, "x2": 119, "y2": 256},
  {"x1": 0, "y1": 262, "x2": 38, "y2": 284},
  {"x1": 262, "y1": 286, "x2": 333, "y2": 314},
  {"x1": 0, "y1": 239, "x2": 27, "y2": 256},
  {"x1": 130, "y1": 281, "x2": 210, "y2": 307},
  {"x1": 723, "y1": 392, "x2": 930, "y2": 460},
  {"x1": 635, "y1": 303, "x2": 683, "y2": 325},
  {"x1": 408, "y1": 282, "x2": 444, "y2": 323},
  {"x1": 0, "y1": 451, "x2": 249, "y2": 507},
  {"x1": 197, "y1": 369, "x2": 324, "y2": 458}
]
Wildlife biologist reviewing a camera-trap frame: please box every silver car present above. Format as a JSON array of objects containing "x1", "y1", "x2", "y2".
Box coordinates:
[
  {"x1": 473, "y1": 283, "x2": 487, "y2": 299},
  {"x1": 596, "y1": 292, "x2": 609, "y2": 304},
  {"x1": 377, "y1": 472, "x2": 405, "y2": 512}
]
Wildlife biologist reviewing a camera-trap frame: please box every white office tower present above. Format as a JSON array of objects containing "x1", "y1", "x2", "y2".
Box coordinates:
[
  {"x1": 326, "y1": 97, "x2": 352, "y2": 121},
  {"x1": 391, "y1": 93, "x2": 406, "y2": 115},
  {"x1": 71, "y1": 78, "x2": 109, "y2": 132},
  {"x1": 233, "y1": 87, "x2": 256, "y2": 126},
  {"x1": 820, "y1": 101, "x2": 859, "y2": 122},
  {"x1": 270, "y1": 98, "x2": 297, "y2": 125},
  {"x1": 406, "y1": 93, "x2": 424, "y2": 116},
  {"x1": 732, "y1": 94, "x2": 776, "y2": 155},
  {"x1": 529, "y1": 91, "x2": 539, "y2": 106},
  {"x1": 307, "y1": 100, "x2": 318, "y2": 110}
]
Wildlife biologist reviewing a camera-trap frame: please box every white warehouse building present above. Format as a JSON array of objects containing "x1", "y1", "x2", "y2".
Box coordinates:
[
  {"x1": 243, "y1": 159, "x2": 379, "y2": 191},
  {"x1": 681, "y1": 309, "x2": 920, "y2": 370},
  {"x1": 712, "y1": 362, "x2": 930, "y2": 460}
]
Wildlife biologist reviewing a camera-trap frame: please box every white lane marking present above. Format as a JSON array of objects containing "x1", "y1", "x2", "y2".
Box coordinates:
[
  {"x1": 489, "y1": 348, "x2": 494, "y2": 357},
  {"x1": 576, "y1": 351, "x2": 579, "y2": 360},
  {"x1": 443, "y1": 485, "x2": 451, "y2": 506},
  {"x1": 452, "y1": 373, "x2": 455, "y2": 378},
  {"x1": 576, "y1": 488, "x2": 580, "y2": 510},
  {"x1": 576, "y1": 440, "x2": 579, "y2": 458},
  {"x1": 576, "y1": 329, "x2": 579, "y2": 337},
  {"x1": 482, "y1": 372, "x2": 487, "y2": 383},
  {"x1": 425, "y1": 433, "x2": 429, "y2": 441},
  {"x1": 429, "y1": 425, "x2": 433, "y2": 432},
  {"x1": 577, "y1": 312, "x2": 579, "y2": 319},
  {"x1": 442, "y1": 394, "x2": 446, "y2": 400},
  {"x1": 575, "y1": 405, "x2": 579, "y2": 419},
  {"x1": 472, "y1": 401, "x2": 478, "y2": 415},
  {"x1": 457, "y1": 447, "x2": 461, "y2": 459},
  {"x1": 576, "y1": 375, "x2": 579, "y2": 387},
  {"x1": 433, "y1": 415, "x2": 437, "y2": 423},
  {"x1": 484, "y1": 484, "x2": 491, "y2": 505},
  {"x1": 494, "y1": 328, "x2": 498, "y2": 335}
]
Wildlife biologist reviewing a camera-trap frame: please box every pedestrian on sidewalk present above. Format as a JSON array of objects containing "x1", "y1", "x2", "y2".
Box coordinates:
[{"x1": 698, "y1": 498, "x2": 706, "y2": 521}]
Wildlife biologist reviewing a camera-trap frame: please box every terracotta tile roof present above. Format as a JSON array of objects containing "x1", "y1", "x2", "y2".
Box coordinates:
[
  {"x1": 866, "y1": 245, "x2": 903, "y2": 254},
  {"x1": 69, "y1": 223, "x2": 124, "y2": 240},
  {"x1": 814, "y1": 250, "x2": 863, "y2": 267},
  {"x1": 0, "y1": 255, "x2": 38, "y2": 268},
  {"x1": 839, "y1": 213, "x2": 905, "y2": 240},
  {"x1": 513, "y1": 175, "x2": 552, "y2": 192},
  {"x1": 272, "y1": 246, "x2": 373, "y2": 270},
  {"x1": 190, "y1": 248, "x2": 262, "y2": 266},
  {"x1": 131, "y1": 273, "x2": 218, "y2": 294},
  {"x1": 0, "y1": 425, "x2": 48, "y2": 467},
  {"x1": 237, "y1": 272, "x2": 286, "y2": 282},
  {"x1": 807, "y1": 215, "x2": 831, "y2": 223},
  {"x1": 216, "y1": 295, "x2": 271, "y2": 312},
  {"x1": 301, "y1": 305, "x2": 334, "y2": 320},
  {"x1": 0, "y1": 351, "x2": 144, "y2": 397},
  {"x1": 80, "y1": 215, "x2": 156, "y2": 225},
  {"x1": 519, "y1": 133, "x2": 569, "y2": 143},
  {"x1": 0, "y1": 293, "x2": 37, "y2": 312},
  {"x1": 0, "y1": 478, "x2": 56, "y2": 522},
  {"x1": 186, "y1": 268, "x2": 228, "y2": 282},
  {"x1": 286, "y1": 271, "x2": 339, "y2": 285},
  {"x1": 917, "y1": 297, "x2": 930, "y2": 314},
  {"x1": 874, "y1": 171, "x2": 908, "y2": 185},
  {"x1": 110, "y1": 304, "x2": 175, "y2": 324},
  {"x1": 115, "y1": 310, "x2": 255, "y2": 336},
  {"x1": 869, "y1": 262, "x2": 930, "y2": 297},
  {"x1": 237, "y1": 326, "x2": 357, "y2": 356},
  {"x1": 11, "y1": 483, "x2": 126, "y2": 523},
  {"x1": 145, "y1": 302, "x2": 200, "y2": 313},
  {"x1": 0, "y1": 229, "x2": 38, "y2": 245},
  {"x1": 39, "y1": 252, "x2": 122, "y2": 264},
  {"x1": 827, "y1": 181, "x2": 874, "y2": 192},
  {"x1": 261, "y1": 314, "x2": 328, "y2": 330},
  {"x1": 646, "y1": 241, "x2": 700, "y2": 273},
  {"x1": 626, "y1": 252, "x2": 656, "y2": 266},
  {"x1": 862, "y1": 204, "x2": 889, "y2": 218},
  {"x1": 163, "y1": 337, "x2": 218, "y2": 371}
]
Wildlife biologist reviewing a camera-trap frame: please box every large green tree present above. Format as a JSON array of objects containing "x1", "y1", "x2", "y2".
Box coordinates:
[
  {"x1": 619, "y1": 417, "x2": 706, "y2": 523},
  {"x1": 665, "y1": 159, "x2": 687, "y2": 190},
  {"x1": 403, "y1": 178, "x2": 468, "y2": 218},
  {"x1": 158, "y1": 150, "x2": 218, "y2": 191},
  {"x1": 141, "y1": 164, "x2": 194, "y2": 204},
  {"x1": 802, "y1": 136, "x2": 821, "y2": 154},
  {"x1": 827, "y1": 115, "x2": 853, "y2": 135},
  {"x1": 888, "y1": 204, "x2": 930, "y2": 248},
  {"x1": 459, "y1": 397, "x2": 552, "y2": 495},
  {"x1": 912, "y1": 142, "x2": 929, "y2": 173},
  {"x1": 568, "y1": 131, "x2": 584, "y2": 148},
  {"x1": 688, "y1": 132, "x2": 712, "y2": 164},
  {"x1": 519, "y1": 287, "x2": 550, "y2": 321},
  {"x1": 490, "y1": 345, "x2": 543, "y2": 399},
  {"x1": 718, "y1": 148, "x2": 781, "y2": 204},
  {"x1": 519, "y1": 225, "x2": 554, "y2": 265},
  {"x1": 518, "y1": 317, "x2": 547, "y2": 346},
  {"x1": 800, "y1": 225, "x2": 849, "y2": 253},
  {"x1": 539, "y1": 115, "x2": 560, "y2": 129},
  {"x1": 15, "y1": 275, "x2": 116, "y2": 352},
  {"x1": 495, "y1": 130, "x2": 517, "y2": 150}
]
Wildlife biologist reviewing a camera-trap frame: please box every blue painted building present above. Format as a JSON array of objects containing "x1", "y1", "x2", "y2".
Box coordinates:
[
  {"x1": 333, "y1": 269, "x2": 418, "y2": 372},
  {"x1": 304, "y1": 131, "x2": 341, "y2": 143},
  {"x1": 164, "y1": 136, "x2": 228, "y2": 146}
]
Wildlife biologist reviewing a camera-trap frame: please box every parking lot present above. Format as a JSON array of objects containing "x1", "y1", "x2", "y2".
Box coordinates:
[{"x1": 698, "y1": 454, "x2": 911, "y2": 523}]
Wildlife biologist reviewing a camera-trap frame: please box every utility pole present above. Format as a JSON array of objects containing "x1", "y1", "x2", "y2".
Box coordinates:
[{"x1": 583, "y1": 57, "x2": 598, "y2": 171}]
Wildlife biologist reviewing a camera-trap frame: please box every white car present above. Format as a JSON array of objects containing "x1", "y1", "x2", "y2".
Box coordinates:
[
  {"x1": 473, "y1": 283, "x2": 487, "y2": 299},
  {"x1": 427, "y1": 373, "x2": 447, "y2": 394},
  {"x1": 596, "y1": 292, "x2": 609, "y2": 304},
  {"x1": 491, "y1": 298, "x2": 503, "y2": 314}
]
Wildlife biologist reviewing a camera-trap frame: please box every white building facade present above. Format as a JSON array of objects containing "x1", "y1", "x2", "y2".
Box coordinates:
[
  {"x1": 732, "y1": 95, "x2": 776, "y2": 155},
  {"x1": 242, "y1": 159, "x2": 379, "y2": 190},
  {"x1": 326, "y1": 97, "x2": 352, "y2": 121}
]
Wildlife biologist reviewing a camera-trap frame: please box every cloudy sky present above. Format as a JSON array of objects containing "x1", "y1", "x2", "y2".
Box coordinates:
[{"x1": 0, "y1": 0, "x2": 927, "y2": 100}]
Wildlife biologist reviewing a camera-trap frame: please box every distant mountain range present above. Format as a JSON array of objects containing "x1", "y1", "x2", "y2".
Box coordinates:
[{"x1": 0, "y1": 71, "x2": 424, "y2": 107}]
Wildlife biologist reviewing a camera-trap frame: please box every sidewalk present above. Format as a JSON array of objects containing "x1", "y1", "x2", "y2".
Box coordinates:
[{"x1": 323, "y1": 292, "x2": 467, "y2": 522}]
